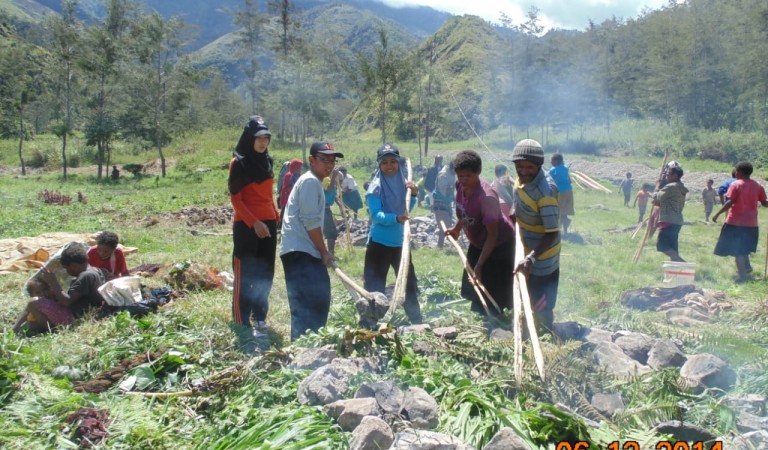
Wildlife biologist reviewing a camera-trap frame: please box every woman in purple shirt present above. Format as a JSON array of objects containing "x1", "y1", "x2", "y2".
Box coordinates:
[{"x1": 446, "y1": 150, "x2": 515, "y2": 317}]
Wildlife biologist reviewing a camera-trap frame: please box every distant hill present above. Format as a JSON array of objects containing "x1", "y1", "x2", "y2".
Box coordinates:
[
  {"x1": 0, "y1": 0, "x2": 56, "y2": 24},
  {"x1": 23, "y1": 0, "x2": 450, "y2": 50}
]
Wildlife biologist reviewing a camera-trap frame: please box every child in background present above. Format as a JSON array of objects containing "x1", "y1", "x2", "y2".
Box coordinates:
[
  {"x1": 633, "y1": 184, "x2": 653, "y2": 223},
  {"x1": 619, "y1": 172, "x2": 634, "y2": 207},
  {"x1": 702, "y1": 179, "x2": 716, "y2": 223},
  {"x1": 548, "y1": 153, "x2": 574, "y2": 235},
  {"x1": 13, "y1": 279, "x2": 73, "y2": 334},
  {"x1": 87, "y1": 231, "x2": 129, "y2": 280}
]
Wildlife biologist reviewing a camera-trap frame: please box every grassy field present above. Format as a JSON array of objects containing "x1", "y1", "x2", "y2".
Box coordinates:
[{"x1": 1, "y1": 130, "x2": 768, "y2": 449}]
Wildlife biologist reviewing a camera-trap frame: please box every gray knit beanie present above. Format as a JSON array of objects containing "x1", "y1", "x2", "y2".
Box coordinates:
[{"x1": 512, "y1": 139, "x2": 544, "y2": 166}]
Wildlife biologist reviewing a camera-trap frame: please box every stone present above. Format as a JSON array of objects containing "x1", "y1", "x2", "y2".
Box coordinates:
[
  {"x1": 680, "y1": 353, "x2": 736, "y2": 392},
  {"x1": 591, "y1": 393, "x2": 625, "y2": 418},
  {"x1": 489, "y1": 328, "x2": 515, "y2": 341},
  {"x1": 399, "y1": 324, "x2": 432, "y2": 335},
  {"x1": 665, "y1": 307, "x2": 710, "y2": 326},
  {"x1": 647, "y1": 339, "x2": 687, "y2": 369},
  {"x1": 349, "y1": 416, "x2": 394, "y2": 450},
  {"x1": 653, "y1": 420, "x2": 717, "y2": 443},
  {"x1": 593, "y1": 342, "x2": 652, "y2": 377},
  {"x1": 356, "y1": 380, "x2": 406, "y2": 415},
  {"x1": 297, "y1": 358, "x2": 379, "y2": 406},
  {"x1": 738, "y1": 412, "x2": 768, "y2": 433},
  {"x1": 482, "y1": 427, "x2": 531, "y2": 450},
  {"x1": 614, "y1": 333, "x2": 655, "y2": 364},
  {"x1": 433, "y1": 326, "x2": 459, "y2": 339},
  {"x1": 390, "y1": 429, "x2": 475, "y2": 450},
  {"x1": 323, "y1": 398, "x2": 379, "y2": 432},
  {"x1": 553, "y1": 321, "x2": 584, "y2": 341},
  {"x1": 582, "y1": 327, "x2": 613, "y2": 345},
  {"x1": 288, "y1": 347, "x2": 338, "y2": 371},
  {"x1": 401, "y1": 387, "x2": 439, "y2": 429}
]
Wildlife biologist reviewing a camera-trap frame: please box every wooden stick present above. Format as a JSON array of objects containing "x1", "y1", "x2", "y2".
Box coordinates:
[
  {"x1": 389, "y1": 158, "x2": 414, "y2": 317},
  {"x1": 630, "y1": 219, "x2": 646, "y2": 239},
  {"x1": 764, "y1": 228, "x2": 768, "y2": 277},
  {"x1": 331, "y1": 262, "x2": 374, "y2": 300},
  {"x1": 438, "y1": 220, "x2": 500, "y2": 315},
  {"x1": 633, "y1": 149, "x2": 669, "y2": 263},
  {"x1": 514, "y1": 226, "x2": 546, "y2": 382},
  {"x1": 573, "y1": 171, "x2": 612, "y2": 193},
  {"x1": 512, "y1": 267, "x2": 523, "y2": 385}
]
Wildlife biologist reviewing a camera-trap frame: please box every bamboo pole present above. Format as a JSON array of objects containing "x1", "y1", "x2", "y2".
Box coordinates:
[
  {"x1": 331, "y1": 262, "x2": 374, "y2": 300},
  {"x1": 388, "y1": 158, "x2": 413, "y2": 318},
  {"x1": 514, "y1": 226, "x2": 546, "y2": 381},
  {"x1": 512, "y1": 267, "x2": 523, "y2": 384},
  {"x1": 633, "y1": 149, "x2": 669, "y2": 263},
  {"x1": 572, "y1": 171, "x2": 612, "y2": 193},
  {"x1": 630, "y1": 218, "x2": 646, "y2": 239},
  {"x1": 438, "y1": 220, "x2": 501, "y2": 315},
  {"x1": 764, "y1": 229, "x2": 768, "y2": 277}
]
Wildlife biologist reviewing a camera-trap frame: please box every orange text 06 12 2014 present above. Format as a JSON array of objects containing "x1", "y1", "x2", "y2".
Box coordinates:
[{"x1": 556, "y1": 441, "x2": 722, "y2": 450}]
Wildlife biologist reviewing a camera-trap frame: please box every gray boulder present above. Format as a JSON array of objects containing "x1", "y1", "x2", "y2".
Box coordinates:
[
  {"x1": 614, "y1": 333, "x2": 655, "y2": 364},
  {"x1": 653, "y1": 420, "x2": 717, "y2": 443},
  {"x1": 289, "y1": 347, "x2": 338, "y2": 371},
  {"x1": 489, "y1": 328, "x2": 515, "y2": 341},
  {"x1": 591, "y1": 393, "x2": 625, "y2": 418},
  {"x1": 390, "y1": 429, "x2": 475, "y2": 450},
  {"x1": 647, "y1": 339, "x2": 687, "y2": 369},
  {"x1": 582, "y1": 327, "x2": 613, "y2": 345},
  {"x1": 680, "y1": 354, "x2": 736, "y2": 392},
  {"x1": 401, "y1": 387, "x2": 439, "y2": 429},
  {"x1": 433, "y1": 326, "x2": 459, "y2": 340},
  {"x1": 482, "y1": 427, "x2": 531, "y2": 450},
  {"x1": 738, "y1": 411, "x2": 768, "y2": 433},
  {"x1": 298, "y1": 358, "x2": 379, "y2": 406},
  {"x1": 356, "y1": 380, "x2": 406, "y2": 415},
  {"x1": 323, "y1": 397, "x2": 379, "y2": 431},
  {"x1": 593, "y1": 342, "x2": 652, "y2": 377},
  {"x1": 349, "y1": 416, "x2": 394, "y2": 450}
]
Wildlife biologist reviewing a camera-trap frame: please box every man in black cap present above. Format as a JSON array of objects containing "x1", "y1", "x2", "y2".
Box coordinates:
[
  {"x1": 280, "y1": 141, "x2": 344, "y2": 340},
  {"x1": 510, "y1": 139, "x2": 561, "y2": 334}
]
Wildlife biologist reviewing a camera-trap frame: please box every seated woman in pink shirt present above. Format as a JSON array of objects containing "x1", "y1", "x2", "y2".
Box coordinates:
[{"x1": 87, "y1": 231, "x2": 129, "y2": 280}]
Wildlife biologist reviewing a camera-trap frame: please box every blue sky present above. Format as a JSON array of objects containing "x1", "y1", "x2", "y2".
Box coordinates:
[{"x1": 377, "y1": 0, "x2": 669, "y2": 30}]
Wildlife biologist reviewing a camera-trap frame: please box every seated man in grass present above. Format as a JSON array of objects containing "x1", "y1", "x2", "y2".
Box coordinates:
[{"x1": 13, "y1": 245, "x2": 106, "y2": 335}]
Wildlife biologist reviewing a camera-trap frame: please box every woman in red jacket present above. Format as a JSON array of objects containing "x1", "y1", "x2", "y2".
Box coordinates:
[{"x1": 228, "y1": 116, "x2": 280, "y2": 338}]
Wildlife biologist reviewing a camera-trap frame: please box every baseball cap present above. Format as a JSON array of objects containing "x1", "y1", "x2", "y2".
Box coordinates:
[
  {"x1": 247, "y1": 115, "x2": 272, "y2": 137},
  {"x1": 310, "y1": 142, "x2": 344, "y2": 158},
  {"x1": 377, "y1": 143, "x2": 400, "y2": 162}
]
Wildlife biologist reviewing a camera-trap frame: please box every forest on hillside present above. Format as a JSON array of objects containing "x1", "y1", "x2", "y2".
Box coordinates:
[{"x1": 2, "y1": 0, "x2": 768, "y2": 177}]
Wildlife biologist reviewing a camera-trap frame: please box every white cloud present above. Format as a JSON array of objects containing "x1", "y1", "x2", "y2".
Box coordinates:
[{"x1": 375, "y1": 0, "x2": 668, "y2": 30}]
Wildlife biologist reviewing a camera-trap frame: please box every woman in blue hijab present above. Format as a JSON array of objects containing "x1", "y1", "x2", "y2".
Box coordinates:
[{"x1": 364, "y1": 144, "x2": 422, "y2": 326}]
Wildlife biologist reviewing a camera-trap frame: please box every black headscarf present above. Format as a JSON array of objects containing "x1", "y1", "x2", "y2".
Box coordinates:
[{"x1": 228, "y1": 116, "x2": 274, "y2": 195}]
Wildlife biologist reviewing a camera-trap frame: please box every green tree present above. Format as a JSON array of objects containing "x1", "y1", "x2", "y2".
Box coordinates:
[
  {"x1": 124, "y1": 12, "x2": 194, "y2": 177},
  {"x1": 79, "y1": 0, "x2": 139, "y2": 178},
  {"x1": 353, "y1": 28, "x2": 411, "y2": 144},
  {"x1": 233, "y1": 0, "x2": 267, "y2": 115},
  {"x1": 48, "y1": 0, "x2": 82, "y2": 180}
]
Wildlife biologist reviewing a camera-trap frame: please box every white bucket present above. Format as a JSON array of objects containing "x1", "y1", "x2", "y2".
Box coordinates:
[{"x1": 662, "y1": 261, "x2": 696, "y2": 286}]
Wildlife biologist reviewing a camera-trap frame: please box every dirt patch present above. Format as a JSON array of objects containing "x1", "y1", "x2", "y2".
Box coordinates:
[
  {"x1": 64, "y1": 407, "x2": 111, "y2": 448},
  {"x1": 141, "y1": 206, "x2": 233, "y2": 228}
]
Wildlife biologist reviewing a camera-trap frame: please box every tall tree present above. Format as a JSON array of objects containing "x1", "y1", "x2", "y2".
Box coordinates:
[
  {"x1": 233, "y1": 0, "x2": 266, "y2": 114},
  {"x1": 354, "y1": 28, "x2": 410, "y2": 144},
  {"x1": 49, "y1": 0, "x2": 82, "y2": 180},
  {"x1": 268, "y1": 0, "x2": 299, "y2": 138},
  {"x1": 80, "y1": 0, "x2": 139, "y2": 178},
  {"x1": 125, "y1": 12, "x2": 193, "y2": 177}
]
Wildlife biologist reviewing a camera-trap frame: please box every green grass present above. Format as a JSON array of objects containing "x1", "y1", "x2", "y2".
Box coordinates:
[{"x1": 1, "y1": 129, "x2": 768, "y2": 448}]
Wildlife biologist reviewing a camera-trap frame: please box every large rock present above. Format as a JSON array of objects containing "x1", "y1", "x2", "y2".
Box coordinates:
[
  {"x1": 349, "y1": 416, "x2": 394, "y2": 450},
  {"x1": 323, "y1": 397, "x2": 379, "y2": 431},
  {"x1": 356, "y1": 380, "x2": 406, "y2": 415},
  {"x1": 553, "y1": 321, "x2": 584, "y2": 341},
  {"x1": 489, "y1": 328, "x2": 515, "y2": 341},
  {"x1": 591, "y1": 393, "x2": 625, "y2": 418},
  {"x1": 721, "y1": 430, "x2": 768, "y2": 450},
  {"x1": 647, "y1": 339, "x2": 687, "y2": 369},
  {"x1": 401, "y1": 387, "x2": 439, "y2": 429},
  {"x1": 593, "y1": 342, "x2": 652, "y2": 377},
  {"x1": 482, "y1": 427, "x2": 531, "y2": 450},
  {"x1": 390, "y1": 429, "x2": 475, "y2": 450},
  {"x1": 738, "y1": 412, "x2": 768, "y2": 433},
  {"x1": 582, "y1": 327, "x2": 613, "y2": 345},
  {"x1": 680, "y1": 354, "x2": 736, "y2": 392},
  {"x1": 297, "y1": 358, "x2": 379, "y2": 406},
  {"x1": 614, "y1": 333, "x2": 655, "y2": 364},
  {"x1": 288, "y1": 347, "x2": 338, "y2": 371},
  {"x1": 653, "y1": 420, "x2": 718, "y2": 443}
]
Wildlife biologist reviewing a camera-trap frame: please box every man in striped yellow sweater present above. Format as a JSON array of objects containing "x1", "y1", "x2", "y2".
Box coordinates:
[{"x1": 510, "y1": 139, "x2": 561, "y2": 335}]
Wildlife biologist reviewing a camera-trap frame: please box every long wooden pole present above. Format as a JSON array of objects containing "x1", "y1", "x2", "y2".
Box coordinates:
[
  {"x1": 514, "y1": 226, "x2": 546, "y2": 381},
  {"x1": 389, "y1": 158, "x2": 413, "y2": 318},
  {"x1": 764, "y1": 229, "x2": 768, "y2": 277},
  {"x1": 633, "y1": 149, "x2": 669, "y2": 263},
  {"x1": 438, "y1": 220, "x2": 500, "y2": 315}
]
